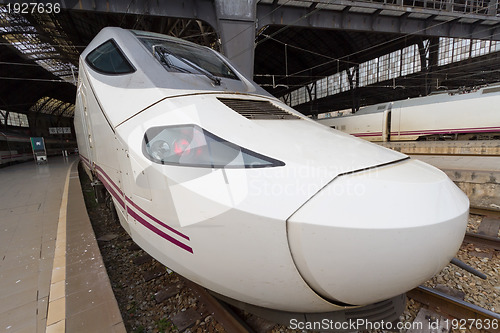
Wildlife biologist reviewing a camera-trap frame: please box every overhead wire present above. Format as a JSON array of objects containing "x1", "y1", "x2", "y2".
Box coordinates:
[
  {"x1": 0, "y1": 41, "x2": 87, "y2": 48},
  {"x1": 118, "y1": 0, "x2": 136, "y2": 28},
  {"x1": 1, "y1": 1, "x2": 499, "y2": 93},
  {"x1": 0, "y1": 76, "x2": 69, "y2": 83},
  {"x1": 0, "y1": 61, "x2": 45, "y2": 66},
  {"x1": 271, "y1": 5, "x2": 500, "y2": 111},
  {"x1": 285, "y1": 29, "x2": 499, "y2": 83}
]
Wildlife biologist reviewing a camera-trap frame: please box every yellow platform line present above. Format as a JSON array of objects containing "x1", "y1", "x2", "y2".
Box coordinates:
[{"x1": 45, "y1": 162, "x2": 74, "y2": 332}]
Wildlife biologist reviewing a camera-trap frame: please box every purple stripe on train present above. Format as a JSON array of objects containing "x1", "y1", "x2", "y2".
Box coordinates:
[
  {"x1": 80, "y1": 157, "x2": 193, "y2": 253},
  {"x1": 125, "y1": 197, "x2": 190, "y2": 241},
  {"x1": 353, "y1": 126, "x2": 500, "y2": 137},
  {"x1": 127, "y1": 206, "x2": 193, "y2": 253}
]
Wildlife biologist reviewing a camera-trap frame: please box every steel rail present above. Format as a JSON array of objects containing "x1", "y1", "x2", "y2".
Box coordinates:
[
  {"x1": 470, "y1": 208, "x2": 500, "y2": 218},
  {"x1": 463, "y1": 232, "x2": 500, "y2": 250},
  {"x1": 182, "y1": 278, "x2": 255, "y2": 333},
  {"x1": 407, "y1": 286, "x2": 500, "y2": 325},
  {"x1": 464, "y1": 208, "x2": 500, "y2": 250}
]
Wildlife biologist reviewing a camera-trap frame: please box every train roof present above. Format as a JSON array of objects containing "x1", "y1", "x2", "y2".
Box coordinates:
[
  {"x1": 130, "y1": 29, "x2": 201, "y2": 47},
  {"x1": 80, "y1": 27, "x2": 269, "y2": 95},
  {"x1": 79, "y1": 27, "x2": 272, "y2": 127}
]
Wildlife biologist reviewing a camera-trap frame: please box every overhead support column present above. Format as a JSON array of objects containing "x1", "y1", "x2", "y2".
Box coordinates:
[{"x1": 214, "y1": 0, "x2": 257, "y2": 78}]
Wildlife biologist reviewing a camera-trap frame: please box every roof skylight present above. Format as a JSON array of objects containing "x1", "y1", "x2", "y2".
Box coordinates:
[{"x1": 0, "y1": 6, "x2": 78, "y2": 84}]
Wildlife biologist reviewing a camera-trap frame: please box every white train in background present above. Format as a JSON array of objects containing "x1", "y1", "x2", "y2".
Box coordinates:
[
  {"x1": 0, "y1": 130, "x2": 76, "y2": 166},
  {"x1": 74, "y1": 27, "x2": 469, "y2": 326},
  {"x1": 318, "y1": 85, "x2": 500, "y2": 141}
]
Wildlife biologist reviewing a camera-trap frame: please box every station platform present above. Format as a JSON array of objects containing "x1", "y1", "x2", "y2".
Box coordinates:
[
  {"x1": 0, "y1": 156, "x2": 125, "y2": 333},
  {"x1": 410, "y1": 154, "x2": 500, "y2": 211},
  {"x1": 379, "y1": 140, "x2": 500, "y2": 156},
  {"x1": 410, "y1": 154, "x2": 500, "y2": 173}
]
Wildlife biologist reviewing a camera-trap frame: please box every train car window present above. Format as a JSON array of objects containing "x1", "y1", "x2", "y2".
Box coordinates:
[
  {"x1": 137, "y1": 35, "x2": 238, "y2": 80},
  {"x1": 86, "y1": 39, "x2": 135, "y2": 75}
]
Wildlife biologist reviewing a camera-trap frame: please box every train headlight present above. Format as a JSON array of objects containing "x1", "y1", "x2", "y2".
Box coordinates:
[
  {"x1": 149, "y1": 140, "x2": 171, "y2": 161},
  {"x1": 143, "y1": 124, "x2": 284, "y2": 168}
]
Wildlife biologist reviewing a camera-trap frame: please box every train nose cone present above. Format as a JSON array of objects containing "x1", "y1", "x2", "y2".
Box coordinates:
[{"x1": 287, "y1": 159, "x2": 469, "y2": 305}]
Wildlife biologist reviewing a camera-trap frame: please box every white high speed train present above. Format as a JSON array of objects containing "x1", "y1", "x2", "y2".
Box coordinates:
[
  {"x1": 318, "y1": 85, "x2": 500, "y2": 142},
  {"x1": 74, "y1": 27, "x2": 469, "y2": 324}
]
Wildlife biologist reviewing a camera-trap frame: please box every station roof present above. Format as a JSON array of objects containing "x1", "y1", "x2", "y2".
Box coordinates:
[{"x1": 1, "y1": 1, "x2": 500, "y2": 119}]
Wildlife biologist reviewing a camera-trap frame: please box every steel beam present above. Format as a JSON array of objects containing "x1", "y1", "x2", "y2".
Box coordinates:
[
  {"x1": 256, "y1": 2, "x2": 500, "y2": 41},
  {"x1": 54, "y1": 0, "x2": 500, "y2": 78},
  {"x1": 214, "y1": 0, "x2": 257, "y2": 77},
  {"x1": 59, "y1": 0, "x2": 218, "y2": 30}
]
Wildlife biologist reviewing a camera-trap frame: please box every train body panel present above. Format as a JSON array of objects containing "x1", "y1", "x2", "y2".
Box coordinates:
[
  {"x1": 74, "y1": 79, "x2": 92, "y2": 165},
  {"x1": 288, "y1": 159, "x2": 468, "y2": 305},
  {"x1": 115, "y1": 93, "x2": 406, "y2": 228},
  {"x1": 327, "y1": 112, "x2": 385, "y2": 141},
  {"x1": 88, "y1": 95, "x2": 375, "y2": 312},
  {"x1": 109, "y1": 92, "x2": 408, "y2": 311},
  {"x1": 0, "y1": 133, "x2": 32, "y2": 165},
  {"x1": 127, "y1": 197, "x2": 345, "y2": 312},
  {"x1": 319, "y1": 85, "x2": 500, "y2": 141},
  {"x1": 74, "y1": 27, "x2": 469, "y2": 314},
  {"x1": 77, "y1": 66, "x2": 131, "y2": 229}
]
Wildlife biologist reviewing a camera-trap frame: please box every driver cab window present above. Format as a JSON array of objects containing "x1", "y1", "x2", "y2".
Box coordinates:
[{"x1": 86, "y1": 39, "x2": 135, "y2": 74}]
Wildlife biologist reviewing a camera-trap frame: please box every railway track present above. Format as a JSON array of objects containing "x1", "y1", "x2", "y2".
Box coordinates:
[
  {"x1": 465, "y1": 208, "x2": 500, "y2": 250},
  {"x1": 407, "y1": 286, "x2": 500, "y2": 331},
  {"x1": 470, "y1": 208, "x2": 500, "y2": 219},
  {"x1": 464, "y1": 232, "x2": 500, "y2": 250},
  {"x1": 406, "y1": 207, "x2": 500, "y2": 332},
  {"x1": 182, "y1": 278, "x2": 256, "y2": 333}
]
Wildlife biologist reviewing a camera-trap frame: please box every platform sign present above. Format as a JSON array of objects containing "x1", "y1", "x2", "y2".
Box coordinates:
[
  {"x1": 30, "y1": 137, "x2": 45, "y2": 152},
  {"x1": 49, "y1": 127, "x2": 71, "y2": 134},
  {"x1": 30, "y1": 137, "x2": 47, "y2": 164}
]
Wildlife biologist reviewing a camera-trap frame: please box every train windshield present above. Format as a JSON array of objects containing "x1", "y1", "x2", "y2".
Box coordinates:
[{"x1": 134, "y1": 31, "x2": 238, "y2": 81}]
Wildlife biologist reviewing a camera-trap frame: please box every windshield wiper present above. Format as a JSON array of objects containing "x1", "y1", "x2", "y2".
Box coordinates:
[
  {"x1": 153, "y1": 45, "x2": 221, "y2": 86},
  {"x1": 181, "y1": 57, "x2": 221, "y2": 86},
  {"x1": 153, "y1": 45, "x2": 192, "y2": 73}
]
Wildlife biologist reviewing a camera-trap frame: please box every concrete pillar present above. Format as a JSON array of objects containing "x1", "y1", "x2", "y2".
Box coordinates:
[{"x1": 214, "y1": 0, "x2": 257, "y2": 78}]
